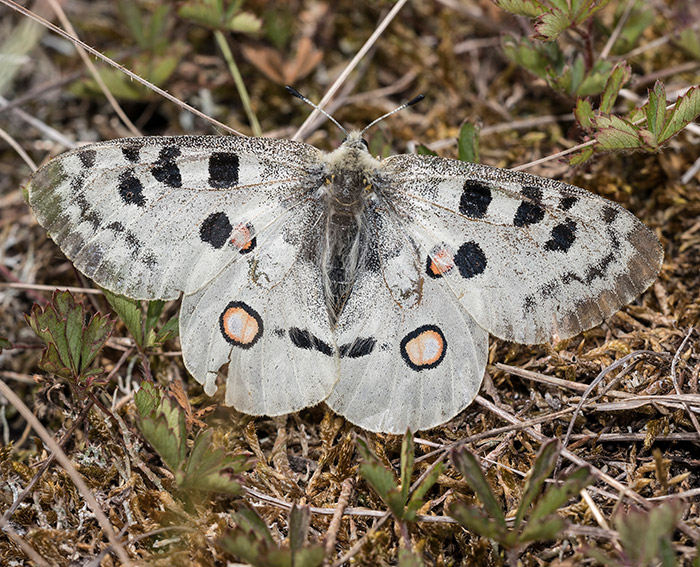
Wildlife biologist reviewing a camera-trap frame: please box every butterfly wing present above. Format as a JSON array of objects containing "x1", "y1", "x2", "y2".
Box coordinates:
[
  {"x1": 26, "y1": 135, "x2": 321, "y2": 300},
  {"x1": 379, "y1": 154, "x2": 663, "y2": 344},
  {"x1": 325, "y1": 210, "x2": 488, "y2": 433},
  {"x1": 179, "y1": 200, "x2": 339, "y2": 415},
  {"x1": 28, "y1": 135, "x2": 339, "y2": 413}
]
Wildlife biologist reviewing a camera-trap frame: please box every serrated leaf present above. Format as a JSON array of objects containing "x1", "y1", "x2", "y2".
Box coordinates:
[
  {"x1": 600, "y1": 63, "x2": 631, "y2": 114},
  {"x1": 575, "y1": 98, "x2": 595, "y2": 129},
  {"x1": 458, "y1": 123, "x2": 480, "y2": 163},
  {"x1": 228, "y1": 11, "x2": 262, "y2": 33},
  {"x1": 514, "y1": 439, "x2": 559, "y2": 529},
  {"x1": 502, "y1": 34, "x2": 563, "y2": 80},
  {"x1": 646, "y1": 81, "x2": 667, "y2": 138},
  {"x1": 103, "y1": 288, "x2": 144, "y2": 346},
  {"x1": 594, "y1": 114, "x2": 647, "y2": 150},
  {"x1": 450, "y1": 447, "x2": 506, "y2": 527},
  {"x1": 232, "y1": 505, "x2": 276, "y2": 547},
  {"x1": 177, "y1": 429, "x2": 251, "y2": 494},
  {"x1": 448, "y1": 501, "x2": 508, "y2": 541},
  {"x1": 134, "y1": 380, "x2": 159, "y2": 416},
  {"x1": 569, "y1": 146, "x2": 594, "y2": 165},
  {"x1": 493, "y1": 0, "x2": 545, "y2": 18},
  {"x1": 25, "y1": 291, "x2": 112, "y2": 381},
  {"x1": 136, "y1": 383, "x2": 187, "y2": 472},
  {"x1": 534, "y1": 0, "x2": 614, "y2": 41},
  {"x1": 155, "y1": 316, "x2": 179, "y2": 345},
  {"x1": 529, "y1": 467, "x2": 593, "y2": 523},
  {"x1": 658, "y1": 84, "x2": 700, "y2": 144}
]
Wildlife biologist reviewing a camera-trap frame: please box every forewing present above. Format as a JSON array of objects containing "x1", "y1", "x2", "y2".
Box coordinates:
[
  {"x1": 380, "y1": 154, "x2": 663, "y2": 344},
  {"x1": 326, "y1": 212, "x2": 488, "y2": 434},
  {"x1": 180, "y1": 199, "x2": 338, "y2": 415},
  {"x1": 26, "y1": 135, "x2": 321, "y2": 299}
]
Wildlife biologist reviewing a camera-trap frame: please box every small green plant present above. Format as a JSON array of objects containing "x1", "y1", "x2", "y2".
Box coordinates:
[
  {"x1": 573, "y1": 81, "x2": 700, "y2": 163},
  {"x1": 25, "y1": 290, "x2": 113, "y2": 388},
  {"x1": 102, "y1": 289, "x2": 178, "y2": 351},
  {"x1": 584, "y1": 501, "x2": 687, "y2": 567},
  {"x1": 449, "y1": 439, "x2": 593, "y2": 564},
  {"x1": 218, "y1": 503, "x2": 325, "y2": 567},
  {"x1": 357, "y1": 430, "x2": 442, "y2": 565},
  {"x1": 135, "y1": 381, "x2": 251, "y2": 494}
]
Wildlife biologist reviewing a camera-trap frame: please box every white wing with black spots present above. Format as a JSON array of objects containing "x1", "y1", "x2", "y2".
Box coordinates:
[
  {"x1": 27, "y1": 136, "x2": 321, "y2": 299},
  {"x1": 379, "y1": 154, "x2": 663, "y2": 344}
]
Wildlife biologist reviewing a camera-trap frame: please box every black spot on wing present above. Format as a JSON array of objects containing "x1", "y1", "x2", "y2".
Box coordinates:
[
  {"x1": 200, "y1": 212, "x2": 233, "y2": 249},
  {"x1": 289, "y1": 328, "x2": 333, "y2": 357},
  {"x1": 118, "y1": 171, "x2": 146, "y2": 207},
  {"x1": 459, "y1": 180, "x2": 492, "y2": 218},
  {"x1": 152, "y1": 146, "x2": 182, "y2": 188},
  {"x1": 544, "y1": 219, "x2": 577, "y2": 252},
  {"x1": 79, "y1": 149, "x2": 96, "y2": 169},
  {"x1": 340, "y1": 337, "x2": 376, "y2": 358},
  {"x1": 560, "y1": 196, "x2": 578, "y2": 210},
  {"x1": 602, "y1": 206, "x2": 619, "y2": 224},
  {"x1": 454, "y1": 241, "x2": 487, "y2": 279},
  {"x1": 209, "y1": 152, "x2": 240, "y2": 188},
  {"x1": 514, "y1": 185, "x2": 545, "y2": 227},
  {"x1": 514, "y1": 202, "x2": 545, "y2": 227},
  {"x1": 122, "y1": 145, "x2": 140, "y2": 163}
]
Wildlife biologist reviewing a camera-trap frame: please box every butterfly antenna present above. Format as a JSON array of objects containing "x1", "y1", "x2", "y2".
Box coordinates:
[
  {"x1": 360, "y1": 94, "x2": 425, "y2": 135},
  {"x1": 286, "y1": 86, "x2": 348, "y2": 136}
]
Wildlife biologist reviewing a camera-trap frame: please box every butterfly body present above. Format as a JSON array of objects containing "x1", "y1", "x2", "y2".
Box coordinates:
[{"x1": 26, "y1": 129, "x2": 663, "y2": 433}]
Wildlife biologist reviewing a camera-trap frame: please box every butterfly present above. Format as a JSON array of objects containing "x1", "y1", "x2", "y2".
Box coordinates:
[{"x1": 25, "y1": 90, "x2": 663, "y2": 433}]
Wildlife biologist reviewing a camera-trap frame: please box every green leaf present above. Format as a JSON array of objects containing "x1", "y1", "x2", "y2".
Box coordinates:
[
  {"x1": 358, "y1": 438, "x2": 406, "y2": 519},
  {"x1": 492, "y1": 0, "x2": 545, "y2": 18},
  {"x1": 575, "y1": 98, "x2": 595, "y2": 129},
  {"x1": 400, "y1": 430, "x2": 414, "y2": 504},
  {"x1": 155, "y1": 316, "x2": 179, "y2": 345},
  {"x1": 103, "y1": 289, "x2": 144, "y2": 346},
  {"x1": 658, "y1": 84, "x2": 700, "y2": 144},
  {"x1": 448, "y1": 501, "x2": 509, "y2": 541},
  {"x1": 600, "y1": 63, "x2": 631, "y2": 114},
  {"x1": 534, "y1": 0, "x2": 614, "y2": 41},
  {"x1": 569, "y1": 146, "x2": 594, "y2": 165},
  {"x1": 594, "y1": 114, "x2": 647, "y2": 150},
  {"x1": 405, "y1": 461, "x2": 443, "y2": 521},
  {"x1": 676, "y1": 27, "x2": 700, "y2": 61},
  {"x1": 25, "y1": 290, "x2": 113, "y2": 381},
  {"x1": 457, "y1": 123, "x2": 480, "y2": 163},
  {"x1": 646, "y1": 81, "x2": 667, "y2": 138},
  {"x1": 529, "y1": 467, "x2": 592, "y2": 523},
  {"x1": 502, "y1": 34, "x2": 564, "y2": 81},
  {"x1": 450, "y1": 447, "x2": 506, "y2": 527},
  {"x1": 0, "y1": 336, "x2": 11, "y2": 351},
  {"x1": 228, "y1": 11, "x2": 262, "y2": 33},
  {"x1": 289, "y1": 504, "x2": 310, "y2": 554},
  {"x1": 513, "y1": 439, "x2": 559, "y2": 530},
  {"x1": 518, "y1": 516, "x2": 567, "y2": 543},
  {"x1": 177, "y1": 429, "x2": 251, "y2": 494},
  {"x1": 615, "y1": 502, "x2": 683, "y2": 566},
  {"x1": 416, "y1": 144, "x2": 437, "y2": 156},
  {"x1": 220, "y1": 505, "x2": 325, "y2": 567},
  {"x1": 398, "y1": 548, "x2": 426, "y2": 567},
  {"x1": 136, "y1": 382, "x2": 187, "y2": 472}
]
